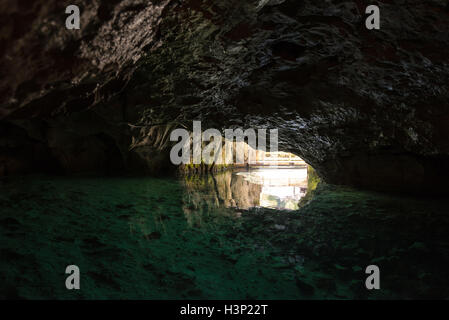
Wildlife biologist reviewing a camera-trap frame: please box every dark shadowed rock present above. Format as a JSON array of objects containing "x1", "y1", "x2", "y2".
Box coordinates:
[{"x1": 1, "y1": 0, "x2": 448, "y2": 193}]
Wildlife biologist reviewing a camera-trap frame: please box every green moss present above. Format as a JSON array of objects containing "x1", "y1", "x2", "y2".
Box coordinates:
[
  {"x1": 307, "y1": 165, "x2": 320, "y2": 192},
  {"x1": 298, "y1": 165, "x2": 321, "y2": 207}
]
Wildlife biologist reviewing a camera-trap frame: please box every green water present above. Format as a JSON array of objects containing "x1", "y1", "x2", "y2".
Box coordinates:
[{"x1": 1, "y1": 172, "x2": 449, "y2": 299}]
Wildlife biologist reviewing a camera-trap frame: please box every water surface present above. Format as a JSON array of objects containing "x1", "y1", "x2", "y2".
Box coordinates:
[
  {"x1": 0, "y1": 173, "x2": 303, "y2": 299},
  {"x1": 1, "y1": 171, "x2": 449, "y2": 299}
]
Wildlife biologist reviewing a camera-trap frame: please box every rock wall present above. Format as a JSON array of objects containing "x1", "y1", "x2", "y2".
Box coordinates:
[{"x1": 1, "y1": 0, "x2": 448, "y2": 192}]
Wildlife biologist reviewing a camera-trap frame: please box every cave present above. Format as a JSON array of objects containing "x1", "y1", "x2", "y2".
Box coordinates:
[{"x1": 1, "y1": 0, "x2": 449, "y2": 301}]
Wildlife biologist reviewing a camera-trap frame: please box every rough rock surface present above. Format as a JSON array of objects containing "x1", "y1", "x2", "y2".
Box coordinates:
[{"x1": 1, "y1": 0, "x2": 449, "y2": 192}]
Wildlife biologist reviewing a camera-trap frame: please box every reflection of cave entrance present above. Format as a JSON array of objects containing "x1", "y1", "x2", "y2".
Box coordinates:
[
  {"x1": 229, "y1": 139, "x2": 310, "y2": 210},
  {"x1": 237, "y1": 151, "x2": 309, "y2": 210}
]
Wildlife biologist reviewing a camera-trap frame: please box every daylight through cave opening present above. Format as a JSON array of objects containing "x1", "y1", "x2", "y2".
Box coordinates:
[
  {"x1": 178, "y1": 134, "x2": 314, "y2": 211},
  {"x1": 235, "y1": 144, "x2": 312, "y2": 211}
]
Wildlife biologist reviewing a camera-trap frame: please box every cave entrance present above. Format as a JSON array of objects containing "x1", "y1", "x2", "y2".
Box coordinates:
[{"x1": 182, "y1": 139, "x2": 313, "y2": 211}]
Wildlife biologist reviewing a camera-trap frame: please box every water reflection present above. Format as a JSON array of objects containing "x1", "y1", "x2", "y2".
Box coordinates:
[
  {"x1": 181, "y1": 167, "x2": 308, "y2": 215},
  {"x1": 237, "y1": 168, "x2": 308, "y2": 210}
]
